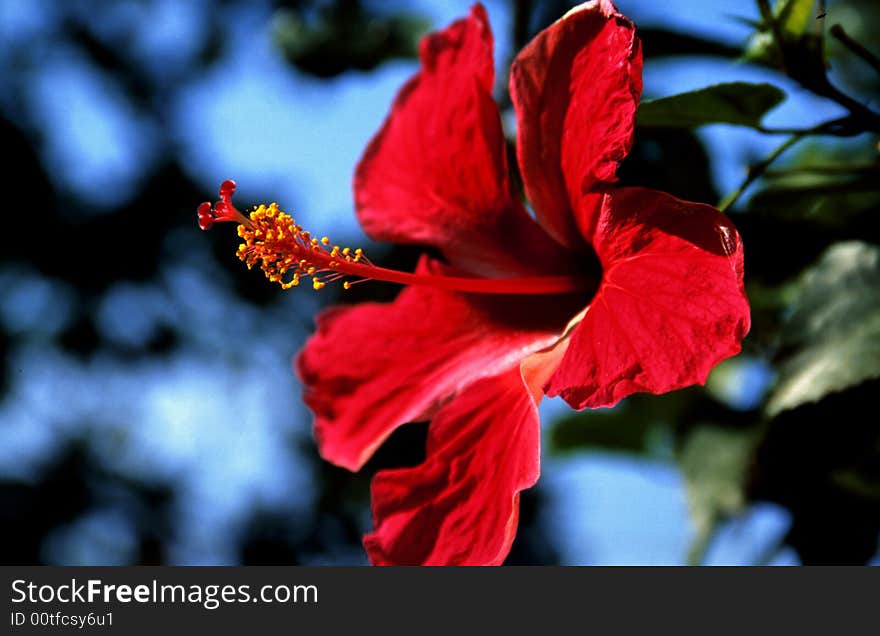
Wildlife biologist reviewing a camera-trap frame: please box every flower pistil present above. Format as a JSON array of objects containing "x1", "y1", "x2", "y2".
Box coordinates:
[{"x1": 198, "y1": 180, "x2": 594, "y2": 296}]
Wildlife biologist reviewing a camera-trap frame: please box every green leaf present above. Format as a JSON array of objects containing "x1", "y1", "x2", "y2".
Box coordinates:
[
  {"x1": 744, "y1": 0, "x2": 827, "y2": 77},
  {"x1": 775, "y1": 0, "x2": 817, "y2": 38},
  {"x1": 743, "y1": 30, "x2": 777, "y2": 64},
  {"x1": 832, "y1": 468, "x2": 880, "y2": 502},
  {"x1": 550, "y1": 409, "x2": 660, "y2": 455},
  {"x1": 749, "y1": 182, "x2": 880, "y2": 229},
  {"x1": 679, "y1": 425, "x2": 755, "y2": 563},
  {"x1": 548, "y1": 390, "x2": 702, "y2": 456},
  {"x1": 272, "y1": 8, "x2": 428, "y2": 78},
  {"x1": 766, "y1": 241, "x2": 880, "y2": 416},
  {"x1": 636, "y1": 82, "x2": 786, "y2": 129}
]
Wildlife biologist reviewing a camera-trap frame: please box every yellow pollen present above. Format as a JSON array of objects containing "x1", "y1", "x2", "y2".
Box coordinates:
[{"x1": 231, "y1": 201, "x2": 367, "y2": 292}]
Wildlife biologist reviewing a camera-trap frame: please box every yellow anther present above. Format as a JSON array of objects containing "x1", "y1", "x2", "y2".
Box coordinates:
[
  {"x1": 233, "y1": 199, "x2": 368, "y2": 292},
  {"x1": 281, "y1": 274, "x2": 300, "y2": 289}
]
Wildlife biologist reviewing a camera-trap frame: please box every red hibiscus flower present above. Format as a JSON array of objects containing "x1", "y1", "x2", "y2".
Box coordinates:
[{"x1": 198, "y1": 0, "x2": 749, "y2": 565}]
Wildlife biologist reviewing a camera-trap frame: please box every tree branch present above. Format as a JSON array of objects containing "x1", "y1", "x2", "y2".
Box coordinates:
[
  {"x1": 830, "y1": 23, "x2": 880, "y2": 74},
  {"x1": 719, "y1": 133, "x2": 808, "y2": 212}
]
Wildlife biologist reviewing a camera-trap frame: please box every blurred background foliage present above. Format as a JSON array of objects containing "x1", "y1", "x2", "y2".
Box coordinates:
[{"x1": 0, "y1": 0, "x2": 877, "y2": 565}]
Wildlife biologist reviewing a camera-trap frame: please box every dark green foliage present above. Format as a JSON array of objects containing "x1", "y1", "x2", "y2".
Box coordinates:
[
  {"x1": 637, "y1": 82, "x2": 786, "y2": 129},
  {"x1": 273, "y1": 1, "x2": 428, "y2": 77},
  {"x1": 766, "y1": 241, "x2": 880, "y2": 416},
  {"x1": 548, "y1": 0, "x2": 880, "y2": 563}
]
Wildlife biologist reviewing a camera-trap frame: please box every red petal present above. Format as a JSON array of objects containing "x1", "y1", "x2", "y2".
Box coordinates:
[
  {"x1": 354, "y1": 5, "x2": 566, "y2": 276},
  {"x1": 510, "y1": 0, "x2": 642, "y2": 247},
  {"x1": 364, "y1": 367, "x2": 539, "y2": 565},
  {"x1": 545, "y1": 187, "x2": 750, "y2": 409},
  {"x1": 296, "y1": 258, "x2": 572, "y2": 471}
]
